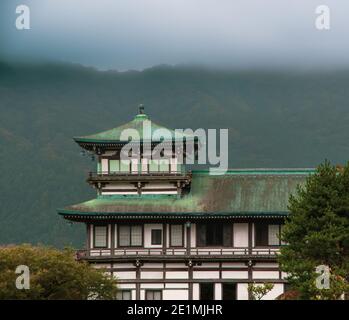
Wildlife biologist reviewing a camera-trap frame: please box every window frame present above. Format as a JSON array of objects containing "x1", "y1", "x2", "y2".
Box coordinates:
[
  {"x1": 145, "y1": 290, "x2": 162, "y2": 300},
  {"x1": 117, "y1": 224, "x2": 144, "y2": 248},
  {"x1": 254, "y1": 223, "x2": 283, "y2": 247},
  {"x1": 116, "y1": 290, "x2": 132, "y2": 300},
  {"x1": 196, "y1": 223, "x2": 233, "y2": 247},
  {"x1": 93, "y1": 225, "x2": 108, "y2": 248},
  {"x1": 169, "y1": 224, "x2": 184, "y2": 247},
  {"x1": 151, "y1": 229, "x2": 163, "y2": 245}
]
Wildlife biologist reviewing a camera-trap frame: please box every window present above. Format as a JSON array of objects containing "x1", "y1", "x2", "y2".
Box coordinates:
[
  {"x1": 159, "y1": 160, "x2": 169, "y2": 172},
  {"x1": 94, "y1": 226, "x2": 108, "y2": 248},
  {"x1": 170, "y1": 225, "x2": 183, "y2": 247},
  {"x1": 120, "y1": 160, "x2": 130, "y2": 172},
  {"x1": 109, "y1": 159, "x2": 119, "y2": 173},
  {"x1": 268, "y1": 225, "x2": 280, "y2": 246},
  {"x1": 196, "y1": 223, "x2": 233, "y2": 247},
  {"x1": 145, "y1": 290, "x2": 162, "y2": 300},
  {"x1": 200, "y1": 283, "x2": 214, "y2": 300},
  {"x1": 255, "y1": 223, "x2": 281, "y2": 246},
  {"x1": 118, "y1": 225, "x2": 143, "y2": 247},
  {"x1": 116, "y1": 290, "x2": 132, "y2": 300},
  {"x1": 151, "y1": 229, "x2": 162, "y2": 245},
  {"x1": 149, "y1": 160, "x2": 159, "y2": 172}
]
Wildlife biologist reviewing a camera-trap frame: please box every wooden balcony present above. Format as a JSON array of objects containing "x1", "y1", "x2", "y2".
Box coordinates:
[
  {"x1": 87, "y1": 171, "x2": 192, "y2": 184},
  {"x1": 76, "y1": 247, "x2": 280, "y2": 262}
]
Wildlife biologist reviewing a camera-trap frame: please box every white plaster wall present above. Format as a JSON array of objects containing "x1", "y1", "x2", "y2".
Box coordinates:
[
  {"x1": 101, "y1": 158, "x2": 108, "y2": 172},
  {"x1": 165, "y1": 283, "x2": 189, "y2": 289},
  {"x1": 252, "y1": 271, "x2": 280, "y2": 279},
  {"x1": 108, "y1": 224, "x2": 111, "y2": 248},
  {"x1": 190, "y1": 223, "x2": 196, "y2": 248},
  {"x1": 193, "y1": 283, "x2": 200, "y2": 300},
  {"x1": 144, "y1": 224, "x2": 163, "y2": 248},
  {"x1": 221, "y1": 271, "x2": 249, "y2": 279},
  {"x1": 193, "y1": 271, "x2": 220, "y2": 279},
  {"x1": 166, "y1": 271, "x2": 189, "y2": 279},
  {"x1": 140, "y1": 271, "x2": 164, "y2": 280},
  {"x1": 89, "y1": 224, "x2": 93, "y2": 249},
  {"x1": 118, "y1": 284, "x2": 136, "y2": 289},
  {"x1": 222, "y1": 262, "x2": 246, "y2": 268},
  {"x1": 113, "y1": 271, "x2": 136, "y2": 280},
  {"x1": 233, "y1": 223, "x2": 249, "y2": 247},
  {"x1": 141, "y1": 283, "x2": 164, "y2": 289},
  {"x1": 237, "y1": 283, "x2": 249, "y2": 300},
  {"x1": 215, "y1": 283, "x2": 222, "y2": 300},
  {"x1": 163, "y1": 290, "x2": 188, "y2": 300},
  {"x1": 114, "y1": 224, "x2": 117, "y2": 248}
]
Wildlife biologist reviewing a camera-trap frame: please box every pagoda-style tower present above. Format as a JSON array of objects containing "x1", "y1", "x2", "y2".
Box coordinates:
[
  {"x1": 74, "y1": 106, "x2": 194, "y2": 197},
  {"x1": 58, "y1": 107, "x2": 314, "y2": 300}
]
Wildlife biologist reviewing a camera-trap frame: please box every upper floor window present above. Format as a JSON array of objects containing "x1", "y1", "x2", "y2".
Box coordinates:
[
  {"x1": 255, "y1": 223, "x2": 282, "y2": 246},
  {"x1": 151, "y1": 229, "x2": 162, "y2": 245},
  {"x1": 118, "y1": 225, "x2": 143, "y2": 247},
  {"x1": 170, "y1": 224, "x2": 183, "y2": 247},
  {"x1": 94, "y1": 225, "x2": 108, "y2": 248},
  {"x1": 116, "y1": 290, "x2": 132, "y2": 300},
  {"x1": 196, "y1": 223, "x2": 233, "y2": 247},
  {"x1": 145, "y1": 290, "x2": 162, "y2": 300}
]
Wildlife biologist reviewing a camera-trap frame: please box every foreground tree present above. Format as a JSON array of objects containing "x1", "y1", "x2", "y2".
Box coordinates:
[
  {"x1": 247, "y1": 282, "x2": 274, "y2": 300},
  {"x1": 0, "y1": 244, "x2": 117, "y2": 299},
  {"x1": 279, "y1": 161, "x2": 349, "y2": 299}
]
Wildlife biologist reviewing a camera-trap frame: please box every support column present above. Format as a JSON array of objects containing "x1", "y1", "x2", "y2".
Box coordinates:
[
  {"x1": 135, "y1": 260, "x2": 141, "y2": 300},
  {"x1": 162, "y1": 223, "x2": 167, "y2": 254}
]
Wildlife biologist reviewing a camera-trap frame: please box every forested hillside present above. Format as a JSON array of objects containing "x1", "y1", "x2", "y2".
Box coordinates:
[{"x1": 1, "y1": 60, "x2": 349, "y2": 247}]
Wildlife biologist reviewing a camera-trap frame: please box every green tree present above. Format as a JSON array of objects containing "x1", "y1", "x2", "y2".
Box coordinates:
[
  {"x1": 247, "y1": 282, "x2": 274, "y2": 300},
  {"x1": 0, "y1": 244, "x2": 117, "y2": 299},
  {"x1": 279, "y1": 160, "x2": 349, "y2": 299}
]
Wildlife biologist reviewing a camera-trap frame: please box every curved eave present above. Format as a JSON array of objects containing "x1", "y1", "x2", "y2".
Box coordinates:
[{"x1": 57, "y1": 209, "x2": 289, "y2": 221}]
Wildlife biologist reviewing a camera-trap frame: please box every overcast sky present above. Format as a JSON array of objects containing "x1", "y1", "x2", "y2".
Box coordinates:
[{"x1": 0, "y1": 0, "x2": 348, "y2": 70}]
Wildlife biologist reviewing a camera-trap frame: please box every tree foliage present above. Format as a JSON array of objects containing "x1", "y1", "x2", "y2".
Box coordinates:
[
  {"x1": 279, "y1": 160, "x2": 349, "y2": 299},
  {"x1": 247, "y1": 282, "x2": 274, "y2": 300},
  {"x1": 0, "y1": 244, "x2": 118, "y2": 299}
]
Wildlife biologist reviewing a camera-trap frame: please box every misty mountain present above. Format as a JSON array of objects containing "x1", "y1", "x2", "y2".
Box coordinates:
[{"x1": 1, "y1": 61, "x2": 349, "y2": 247}]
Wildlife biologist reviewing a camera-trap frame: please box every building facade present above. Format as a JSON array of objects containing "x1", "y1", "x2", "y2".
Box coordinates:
[{"x1": 58, "y1": 109, "x2": 314, "y2": 300}]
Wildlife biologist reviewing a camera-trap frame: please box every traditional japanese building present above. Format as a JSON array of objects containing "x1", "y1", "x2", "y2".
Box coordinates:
[{"x1": 57, "y1": 107, "x2": 314, "y2": 300}]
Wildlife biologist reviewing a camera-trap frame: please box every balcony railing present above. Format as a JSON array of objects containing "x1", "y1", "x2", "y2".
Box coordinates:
[
  {"x1": 89, "y1": 170, "x2": 190, "y2": 177},
  {"x1": 76, "y1": 247, "x2": 280, "y2": 260}
]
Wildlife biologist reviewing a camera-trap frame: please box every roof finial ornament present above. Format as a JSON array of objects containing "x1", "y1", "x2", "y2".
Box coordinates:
[{"x1": 139, "y1": 104, "x2": 144, "y2": 114}]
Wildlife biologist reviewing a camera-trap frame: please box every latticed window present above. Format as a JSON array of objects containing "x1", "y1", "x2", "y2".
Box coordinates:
[
  {"x1": 109, "y1": 159, "x2": 119, "y2": 173},
  {"x1": 145, "y1": 290, "x2": 162, "y2": 300},
  {"x1": 116, "y1": 290, "x2": 132, "y2": 300},
  {"x1": 118, "y1": 225, "x2": 143, "y2": 247},
  {"x1": 94, "y1": 226, "x2": 107, "y2": 248},
  {"x1": 255, "y1": 223, "x2": 282, "y2": 246},
  {"x1": 151, "y1": 229, "x2": 162, "y2": 245},
  {"x1": 268, "y1": 224, "x2": 280, "y2": 246},
  {"x1": 170, "y1": 225, "x2": 183, "y2": 246}
]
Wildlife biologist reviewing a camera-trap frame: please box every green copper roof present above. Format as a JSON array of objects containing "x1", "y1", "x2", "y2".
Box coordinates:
[
  {"x1": 58, "y1": 169, "x2": 314, "y2": 219},
  {"x1": 74, "y1": 111, "x2": 194, "y2": 144}
]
